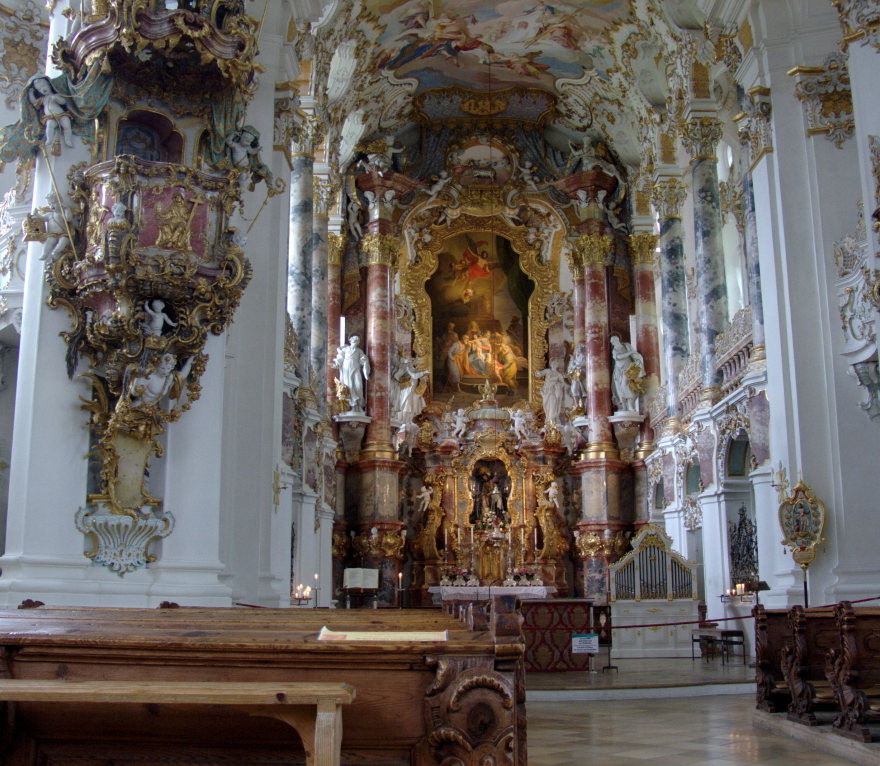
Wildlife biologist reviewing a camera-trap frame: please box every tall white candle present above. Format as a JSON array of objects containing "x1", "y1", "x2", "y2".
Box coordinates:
[{"x1": 339, "y1": 315, "x2": 346, "y2": 342}]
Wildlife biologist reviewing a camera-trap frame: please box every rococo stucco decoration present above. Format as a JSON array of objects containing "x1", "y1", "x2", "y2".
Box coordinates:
[{"x1": 11, "y1": 0, "x2": 263, "y2": 573}]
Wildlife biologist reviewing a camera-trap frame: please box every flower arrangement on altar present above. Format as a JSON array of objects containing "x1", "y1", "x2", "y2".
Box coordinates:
[
  {"x1": 473, "y1": 511, "x2": 508, "y2": 536},
  {"x1": 440, "y1": 566, "x2": 479, "y2": 586},
  {"x1": 503, "y1": 566, "x2": 543, "y2": 586}
]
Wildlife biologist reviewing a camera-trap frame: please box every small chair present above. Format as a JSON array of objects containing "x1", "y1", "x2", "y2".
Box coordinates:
[{"x1": 720, "y1": 629, "x2": 745, "y2": 665}]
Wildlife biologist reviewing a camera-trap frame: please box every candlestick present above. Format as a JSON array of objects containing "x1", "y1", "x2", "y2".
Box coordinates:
[
  {"x1": 444, "y1": 527, "x2": 448, "y2": 550},
  {"x1": 534, "y1": 527, "x2": 538, "y2": 550}
]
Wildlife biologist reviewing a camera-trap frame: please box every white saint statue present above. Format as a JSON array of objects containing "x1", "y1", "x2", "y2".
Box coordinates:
[
  {"x1": 535, "y1": 360, "x2": 566, "y2": 424},
  {"x1": 332, "y1": 335, "x2": 370, "y2": 413},
  {"x1": 610, "y1": 335, "x2": 645, "y2": 413}
]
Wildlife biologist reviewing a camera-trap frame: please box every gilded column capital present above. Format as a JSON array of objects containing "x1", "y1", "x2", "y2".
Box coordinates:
[
  {"x1": 651, "y1": 178, "x2": 688, "y2": 220},
  {"x1": 735, "y1": 87, "x2": 773, "y2": 170},
  {"x1": 313, "y1": 178, "x2": 337, "y2": 217},
  {"x1": 719, "y1": 178, "x2": 745, "y2": 234},
  {"x1": 327, "y1": 232, "x2": 346, "y2": 266},
  {"x1": 681, "y1": 116, "x2": 723, "y2": 161},
  {"x1": 832, "y1": 0, "x2": 880, "y2": 51},
  {"x1": 629, "y1": 232, "x2": 658, "y2": 265},
  {"x1": 361, "y1": 232, "x2": 399, "y2": 268},
  {"x1": 574, "y1": 234, "x2": 613, "y2": 266},
  {"x1": 789, "y1": 52, "x2": 854, "y2": 149},
  {"x1": 291, "y1": 113, "x2": 323, "y2": 157}
]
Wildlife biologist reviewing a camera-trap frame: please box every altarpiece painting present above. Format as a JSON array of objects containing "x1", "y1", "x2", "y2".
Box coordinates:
[{"x1": 427, "y1": 232, "x2": 532, "y2": 405}]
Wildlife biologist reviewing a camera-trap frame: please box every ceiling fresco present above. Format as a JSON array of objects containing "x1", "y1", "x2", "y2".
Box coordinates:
[{"x1": 367, "y1": 0, "x2": 631, "y2": 92}]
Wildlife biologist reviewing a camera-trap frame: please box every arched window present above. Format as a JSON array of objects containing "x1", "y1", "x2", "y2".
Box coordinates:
[
  {"x1": 653, "y1": 479, "x2": 666, "y2": 510},
  {"x1": 726, "y1": 437, "x2": 751, "y2": 477},
  {"x1": 685, "y1": 462, "x2": 701, "y2": 495}
]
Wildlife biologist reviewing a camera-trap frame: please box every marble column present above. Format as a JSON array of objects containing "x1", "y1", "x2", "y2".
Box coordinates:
[
  {"x1": 326, "y1": 231, "x2": 344, "y2": 406},
  {"x1": 576, "y1": 233, "x2": 616, "y2": 456},
  {"x1": 310, "y1": 179, "x2": 331, "y2": 414},
  {"x1": 682, "y1": 116, "x2": 729, "y2": 404},
  {"x1": 566, "y1": 248, "x2": 585, "y2": 348},
  {"x1": 629, "y1": 231, "x2": 660, "y2": 450},
  {"x1": 287, "y1": 141, "x2": 315, "y2": 386},
  {"x1": 651, "y1": 177, "x2": 689, "y2": 423},
  {"x1": 360, "y1": 229, "x2": 396, "y2": 458},
  {"x1": 742, "y1": 172, "x2": 766, "y2": 363}
]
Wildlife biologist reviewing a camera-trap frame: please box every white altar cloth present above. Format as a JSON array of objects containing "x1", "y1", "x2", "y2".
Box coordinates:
[{"x1": 428, "y1": 586, "x2": 556, "y2": 603}]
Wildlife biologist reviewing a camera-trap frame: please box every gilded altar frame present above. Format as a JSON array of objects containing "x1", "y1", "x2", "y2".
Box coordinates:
[{"x1": 398, "y1": 204, "x2": 564, "y2": 407}]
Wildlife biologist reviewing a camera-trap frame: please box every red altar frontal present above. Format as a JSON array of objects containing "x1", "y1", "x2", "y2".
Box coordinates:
[{"x1": 522, "y1": 599, "x2": 600, "y2": 672}]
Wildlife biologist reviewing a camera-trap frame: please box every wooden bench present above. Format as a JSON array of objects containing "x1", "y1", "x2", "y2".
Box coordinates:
[
  {"x1": 0, "y1": 680, "x2": 354, "y2": 766},
  {"x1": 825, "y1": 602, "x2": 880, "y2": 742},
  {"x1": 781, "y1": 605, "x2": 839, "y2": 725},
  {"x1": 754, "y1": 605, "x2": 792, "y2": 712},
  {"x1": 0, "y1": 597, "x2": 525, "y2": 764}
]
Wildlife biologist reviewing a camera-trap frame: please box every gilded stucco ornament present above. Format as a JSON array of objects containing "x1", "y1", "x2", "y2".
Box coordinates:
[
  {"x1": 46, "y1": 156, "x2": 249, "y2": 574},
  {"x1": 0, "y1": 0, "x2": 46, "y2": 110},
  {"x1": 680, "y1": 116, "x2": 723, "y2": 161},
  {"x1": 650, "y1": 177, "x2": 687, "y2": 220},
  {"x1": 735, "y1": 87, "x2": 773, "y2": 171},
  {"x1": 789, "y1": 52, "x2": 854, "y2": 149},
  {"x1": 833, "y1": 0, "x2": 880, "y2": 52}
]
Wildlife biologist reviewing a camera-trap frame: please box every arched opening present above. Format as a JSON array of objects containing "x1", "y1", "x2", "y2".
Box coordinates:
[{"x1": 115, "y1": 110, "x2": 183, "y2": 164}]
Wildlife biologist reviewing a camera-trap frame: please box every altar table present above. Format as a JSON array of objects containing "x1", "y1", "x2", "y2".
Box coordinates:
[{"x1": 428, "y1": 585, "x2": 556, "y2": 603}]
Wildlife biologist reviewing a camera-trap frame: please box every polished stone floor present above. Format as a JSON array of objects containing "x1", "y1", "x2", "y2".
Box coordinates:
[
  {"x1": 525, "y1": 658, "x2": 878, "y2": 765},
  {"x1": 527, "y1": 695, "x2": 861, "y2": 765}
]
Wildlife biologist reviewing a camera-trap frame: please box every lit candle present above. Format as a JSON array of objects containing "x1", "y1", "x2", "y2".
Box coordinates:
[
  {"x1": 398, "y1": 572, "x2": 403, "y2": 588},
  {"x1": 314, "y1": 573, "x2": 319, "y2": 584}
]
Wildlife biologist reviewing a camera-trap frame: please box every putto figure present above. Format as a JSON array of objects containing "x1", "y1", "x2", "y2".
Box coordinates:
[
  {"x1": 28, "y1": 76, "x2": 73, "y2": 149},
  {"x1": 332, "y1": 335, "x2": 371, "y2": 413}
]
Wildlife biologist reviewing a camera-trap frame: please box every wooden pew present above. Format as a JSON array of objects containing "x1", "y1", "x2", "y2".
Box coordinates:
[
  {"x1": 753, "y1": 604, "x2": 791, "y2": 712},
  {"x1": 825, "y1": 601, "x2": 880, "y2": 742},
  {"x1": 780, "y1": 605, "x2": 839, "y2": 725},
  {"x1": 0, "y1": 598, "x2": 525, "y2": 765},
  {"x1": 0, "y1": 679, "x2": 354, "y2": 766}
]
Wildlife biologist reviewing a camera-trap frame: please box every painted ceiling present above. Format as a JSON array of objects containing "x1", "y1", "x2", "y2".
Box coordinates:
[
  {"x1": 320, "y1": 0, "x2": 711, "y2": 170},
  {"x1": 367, "y1": 0, "x2": 631, "y2": 92}
]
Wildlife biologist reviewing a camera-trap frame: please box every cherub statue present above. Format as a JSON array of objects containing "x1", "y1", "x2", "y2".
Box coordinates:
[
  {"x1": 28, "y1": 76, "x2": 73, "y2": 149},
  {"x1": 123, "y1": 353, "x2": 192, "y2": 408},
  {"x1": 142, "y1": 298, "x2": 177, "y2": 337},
  {"x1": 415, "y1": 483, "x2": 433, "y2": 516},
  {"x1": 35, "y1": 191, "x2": 74, "y2": 262},
  {"x1": 519, "y1": 159, "x2": 539, "y2": 191},
  {"x1": 360, "y1": 134, "x2": 404, "y2": 177},
  {"x1": 451, "y1": 408, "x2": 468, "y2": 440},
  {"x1": 425, "y1": 170, "x2": 458, "y2": 204},
  {"x1": 225, "y1": 125, "x2": 273, "y2": 191},
  {"x1": 511, "y1": 408, "x2": 530, "y2": 443}
]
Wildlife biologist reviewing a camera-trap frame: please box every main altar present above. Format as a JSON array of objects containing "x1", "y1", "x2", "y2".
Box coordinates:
[{"x1": 409, "y1": 382, "x2": 571, "y2": 600}]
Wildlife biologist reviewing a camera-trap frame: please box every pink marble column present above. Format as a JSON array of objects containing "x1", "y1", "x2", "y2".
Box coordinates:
[
  {"x1": 630, "y1": 232, "x2": 660, "y2": 450},
  {"x1": 577, "y1": 233, "x2": 616, "y2": 457},
  {"x1": 362, "y1": 247, "x2": 394, "y2": 454}
]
